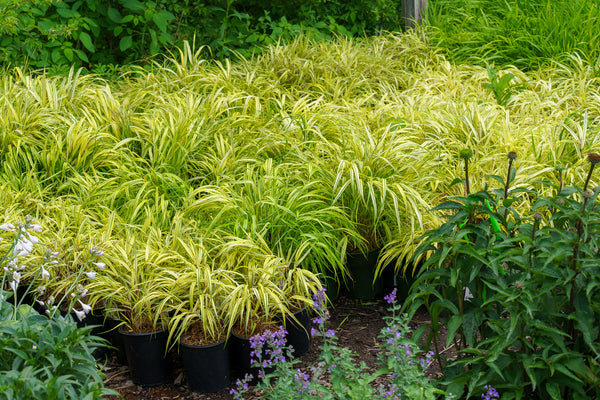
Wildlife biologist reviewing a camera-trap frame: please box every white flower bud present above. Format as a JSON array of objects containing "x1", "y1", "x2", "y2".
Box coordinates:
[
  {"x1": 92, "y1": 262, "x2": 105, "y2": 270},
  {"x1": 78, "y1": 300, "x2": 92, "y2": 314},
  {"x1": 26, "y1": 232, "x2": 39, "y2": 244},
  {"x1": 72, "y1": 309, "x2": 86, "y2": 321},
  {"x1": 0, "y1": 223, "x2": 16, "y2": 231},
  {"x1": 85, "y1": 271, "x2": 96, "y2": 280},
  {"x1": 41, "y1": 267, "x2": 50, "y2": 280},
  {"x1": 30, "y1": 224, "x2": 43, "y2": 233}
]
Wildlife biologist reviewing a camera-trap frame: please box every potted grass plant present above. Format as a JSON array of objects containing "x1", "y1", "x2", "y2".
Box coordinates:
[
  {"x1": 216, "y1": 237, "x2": 319, "y2": 379},
  {"x1": 86, "y1": 229, "x2": 179, "y2": 386},
  {"x1": 154, "y1": 261, "x2": 234, "y2": 393},
  {"x1": 309, "y1": 129, "x2": 431, "y2": 299},
  {"x1": 185, "y1": 159, "x2": 362, "y2": 300}
]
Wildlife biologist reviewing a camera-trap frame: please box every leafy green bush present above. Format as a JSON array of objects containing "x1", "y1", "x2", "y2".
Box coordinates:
[
  {"x1": 405, "y1": 151, "x2": 600, "y2": 399},
  {"x1": 425, "y1": 0, "x2": 600, "y2": 71},
  {"x1": 0, "y1": 301, "x2": 115, "y2": 400},
  {"x1": 0, "y1": 0, "x2": 405, "y2": 70}
]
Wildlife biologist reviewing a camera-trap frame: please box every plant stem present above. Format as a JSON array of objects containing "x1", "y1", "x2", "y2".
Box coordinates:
[
  {"x1": 464, "y1": 158, "x2": 470, "y2": 196},
  {"x1": 503, "y1": 158, "x2": 514, "y2": 220}
]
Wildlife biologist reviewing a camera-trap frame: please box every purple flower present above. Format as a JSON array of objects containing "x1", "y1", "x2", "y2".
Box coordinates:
[
  {"x1": 325, "y1": 329, "x2": 336, "y2": 338},
  {"x1": 312, "y1": 288, "x2": 327, "y2": 311},
  {"x1": 481, "y1": 385, "x2": 500, "y2": 400},
  {"x1": 294, "y1": 369, "x2": 311, "y2": 395},
  {"x1": 384, "y1": 288, "x2": 397, "y2": 304}
]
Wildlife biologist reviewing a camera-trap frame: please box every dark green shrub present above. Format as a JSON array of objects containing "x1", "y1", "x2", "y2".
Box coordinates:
[
  {"x1": 0, "y1": 0, "x2": 405, "y2": 69},
  {"x1": 405, "y1": 152, "x2": 600, "y2": 399}
]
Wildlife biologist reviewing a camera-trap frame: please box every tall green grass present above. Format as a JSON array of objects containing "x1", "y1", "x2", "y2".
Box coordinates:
[{"x1": 425, "y1": 0, "x2": 600, "y2": 71}]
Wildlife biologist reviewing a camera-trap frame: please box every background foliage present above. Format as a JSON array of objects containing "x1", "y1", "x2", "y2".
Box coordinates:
[{"x1": 0, "y1": 0, "x2": 403, "y2": 70}]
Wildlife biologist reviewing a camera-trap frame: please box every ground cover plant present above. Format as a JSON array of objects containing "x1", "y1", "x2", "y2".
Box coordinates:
[{"x1": 1, "y1": 21, "x2": 600, "y2": 399}]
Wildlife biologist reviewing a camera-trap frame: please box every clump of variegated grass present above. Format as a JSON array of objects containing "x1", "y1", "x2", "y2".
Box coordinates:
[{"x1": 1, "y1": 29, "x2": 600, "y2": 290}]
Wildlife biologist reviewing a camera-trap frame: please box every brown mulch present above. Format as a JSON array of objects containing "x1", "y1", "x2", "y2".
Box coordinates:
[{"x1": 102, "y1": 294, "x2": 440, "y2": 400}]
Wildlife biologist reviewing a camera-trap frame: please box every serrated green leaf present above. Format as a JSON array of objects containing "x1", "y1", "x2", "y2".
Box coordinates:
[
  {"x1": 63, "y1": 47, "x2": 73, "y2": 62},
  {"x1": 122, "y1": 0, "x2": 144, "y2": 12},
  {"x1": 79, "y1": 32, "x2": 95, "y2": 52},
  {"x1": 120, "y1": 35, "x2": 133, "y2": 51},
  {"x1": 74, "y1": 49, "x2": 88, "y2": 62},
  {"x1": 152, "y1": 10, "x2": 172, "y2": 33},
  {"x1": 107, "y1": 7, "x2": 122, "y2": 23},
  {"x1": 546, "y1": 382, "x2": 561, "y2": 400}
]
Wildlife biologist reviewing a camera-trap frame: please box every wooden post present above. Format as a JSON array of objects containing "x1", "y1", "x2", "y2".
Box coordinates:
[{"x1": 402, "y1": 0, "x2": 427, "y2": 29}]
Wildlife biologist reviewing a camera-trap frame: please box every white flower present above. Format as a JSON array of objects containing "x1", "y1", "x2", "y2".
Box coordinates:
[
  {"x1": 26, "y1": 232, "x2": 39, "y2": 244},
  {"x1": 41, "y1": 266, "x2": 50, "y2": 280},
  {"x1": 0, "y1": 223, "x2": 15, "y2": 231},
  {"x1": 9, "y1": 281, "x2": 17, "y2": 291},
  {"x1": 30, "y1": 224, "x2": 43, "y2": 233},
  {"x1": 78, "y1": 300, "x2": 92, "y2": 314},
  {"x1": 15, "y1": 237, "x2": 34, "y2": 257},
  {"x1": 79, "y1": 289, "x2": 88, "y2": 298},
  {"x1": 92, "y1": 262, "x2": 105, "y2": 270},
  {"x1": 12, "y1": 271, "x2": 21, "y2": 284},
  {"x1": 72, "y1": 308, "x2": 86, "y2": 321},
  {"x1": 464, "y1": 287, "x2": 474, "y2": 301},
  {"x1": 85, "y1": 271, "x2": 96, "y2": 280}
]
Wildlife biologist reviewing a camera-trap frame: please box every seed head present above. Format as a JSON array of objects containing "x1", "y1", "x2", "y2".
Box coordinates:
[
  {"x1": 533, "y1": 212, "x2": 542, "y2": 220},
  {"x1": 587, "y1": 153, "x2": 600, "y2": 165},
  {"x1": 583, "y1": 190, "x2": 593, "y2": 199},
  {"x1": 507, "y1": 151, "x2": 517, "y2": 160},
  {"x1": 459, "y1": 148, "x2": 473, "y2": 161}
]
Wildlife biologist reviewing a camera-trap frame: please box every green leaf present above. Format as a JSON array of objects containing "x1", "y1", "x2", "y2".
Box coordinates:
[
  {"x1": 122, "y1": 0, "x2": 144, "y2": 12},
  {"x1": 152, "y1": 10, "x2": 173, "y2": 33},
  {"x1": 107, "y1": 7, "x2": 122, "y2": 23},
  {"x1": 120, "y1": 35, "x2": 133, "y2": 52},
  {"x1": 546, "y1": 382, "x2": 561, "y2": 400},
  {"x1": 74, "y1": 49, "x2": 89, "y2": 62},
  {"x1": 56, "y1": 7, "x2": 77, "y2": 18},
  {"x1": 63, "y1": 47, "x2": 74, "y2": 62},
  {"x1": 446, "y1": 314, "x2": 464, "y2": 348},
  {"x1": 79, "y1": 32, "x2": 95, "y2": 52}
]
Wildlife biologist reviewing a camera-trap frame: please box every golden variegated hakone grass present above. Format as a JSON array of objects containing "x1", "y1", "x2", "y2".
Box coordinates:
[{"x1": 0, "y1": 30, "x2": 599, "y2": 337}]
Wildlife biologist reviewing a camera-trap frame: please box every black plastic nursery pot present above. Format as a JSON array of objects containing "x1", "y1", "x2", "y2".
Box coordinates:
[
  {"x1": 180, "y1": 338, "x2": 230, "y2": 393},
  {"x1": 345, "y1": 248, "x2": 385, "y2": 300},
  {"x1": 229, "y1": 331, "x2": 255, "y2": 381},
  {"x1": 278, "y1": 307, "x2": 312, "y2": 356},
  {"x1": 119, "y1": 328, "x2": 172, "y2": 386}
]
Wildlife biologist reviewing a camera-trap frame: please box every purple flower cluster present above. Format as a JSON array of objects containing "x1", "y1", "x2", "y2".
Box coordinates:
[
  {"x1": 249, "y1": 326, "x2": 288, "y2": 369},
  {"x1": 381, "y1": 383, "x2": 401, "y2": 400},
  {"x1": 384, "y1": 288, "x2": 397, "y2": 304},
  {"x1": 312, "y1": 288, "x2": 327, "y2": 311},
  {"x1": 294, "y1": 369, "x2": 312, "y2": 395},
  {"x1": 229, "y1": 373, "x2": 253, "y2": 396},
  {"x1": 481, "y1": 384, "x2": 499, "y2": 400}
]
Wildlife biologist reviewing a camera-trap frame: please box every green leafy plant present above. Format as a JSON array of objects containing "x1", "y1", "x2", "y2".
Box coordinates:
[
  {"x1": 484, "y1": 65, "x2": 523, "y2": 106},
  {"x1": 0, "y1": 305, "x2": 116, "y2": 399},
  {"x1": 0, "y1": 217, "x2": 115, "y2": 399},
  {"x1": 405, "y1": 151, "x2": 600, "y2": 399}
]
